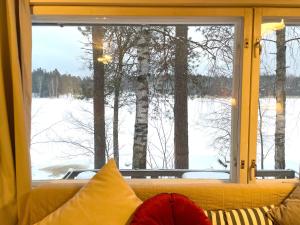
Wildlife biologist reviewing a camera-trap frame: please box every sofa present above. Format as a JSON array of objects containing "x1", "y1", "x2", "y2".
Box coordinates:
[{"x1": 21, "y1": 179, "x2": 299, "y2": 225}]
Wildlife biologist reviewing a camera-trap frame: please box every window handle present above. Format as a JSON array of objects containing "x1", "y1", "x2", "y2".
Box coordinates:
[{"x1": 254, "y1": 38, "x2": 262, "y2": 58}]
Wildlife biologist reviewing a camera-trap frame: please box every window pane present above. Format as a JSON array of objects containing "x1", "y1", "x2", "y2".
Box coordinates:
[
  {"x1": 31, "y1": 20, "x2": 240, "y2": 180},
  {"x1": 187, "y1": 25, "x2": 235, "y2": 172},
  {"x1": 257, "y1": 19, "x2": 300, "y2": 179}
]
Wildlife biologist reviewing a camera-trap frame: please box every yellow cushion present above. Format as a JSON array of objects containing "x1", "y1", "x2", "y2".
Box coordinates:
[{"x1": 34, "y1": 159, "x2": 142, "y2": 225}]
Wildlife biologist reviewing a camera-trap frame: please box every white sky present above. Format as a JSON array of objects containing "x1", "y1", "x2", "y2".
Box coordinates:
[
  {"x1": 32, "y1": 25, "x2": 234, "y2": 78},
  {"x1": 32, "y1": 25, "x2": 300, "y2": 78},
  {"x1": 32, "y1": 26, "x2": 91, "y2": 77}
]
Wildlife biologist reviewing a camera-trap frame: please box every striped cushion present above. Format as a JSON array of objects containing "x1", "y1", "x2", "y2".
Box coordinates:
[
  {"x1": 224, "y1": 205, "x2": 275, "y2": 225},
  {"x1": 204, "y1": 210, "x2": 226, "y2": 225}
]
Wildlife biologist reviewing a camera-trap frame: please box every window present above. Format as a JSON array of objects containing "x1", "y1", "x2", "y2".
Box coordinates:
[
  {"x1": 31, "y1": 6, "x2": 299, "y2": 182},
  {"x1": 256, "y1": 17, "x2": 300, "y2": 179},
  {"x1": 31, "y1": 17, "x2": 244, "y2": 180}
]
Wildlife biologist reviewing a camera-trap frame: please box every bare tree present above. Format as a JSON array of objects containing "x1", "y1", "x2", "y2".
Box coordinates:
[
  {"x1": 275, "y1": 28, "x2": 286, "y2": 169},
  {"x1": 105, "y1": 26, "x2": 137, "y2": 167},
  {"x1": 132, "y1": 27, "x2": 150, "y2": 169},
  {"x1": 148, "y1": 95, "x2": 174, "y2": 169},
  {"x1": 146, "y1": 26, "x2": 175, "y2": 169},
  {"x1": 256, "y1": 26, "x2": 300, "y2": 171},
  {"x1": 258, "y1": 100, "x2": 265, "y2": 169},
  {"x1": 202, "y1": 99, "x2": 231, "y2": 167}
]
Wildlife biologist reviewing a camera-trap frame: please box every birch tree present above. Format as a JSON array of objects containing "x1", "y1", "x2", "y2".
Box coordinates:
[
  {"x1": 260, "y1": 26, "x2": 300, "y2": 170},
  {"x1": 132, "y1": 27, "x2": 150, "y2": 169},
  {"x1": 275, "y1": 28, "x2": 286, "y2": 169}
]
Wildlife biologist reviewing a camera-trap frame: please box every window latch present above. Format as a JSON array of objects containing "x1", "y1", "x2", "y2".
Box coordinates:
[{"x1": 254, "y1": 38, "x2": 262, "y2": 58}]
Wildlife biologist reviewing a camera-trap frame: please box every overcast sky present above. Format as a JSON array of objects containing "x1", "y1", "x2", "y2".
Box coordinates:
[
  {"x1": 32, "y1": 25, "x2": 234, "y2": 78},
  {"x1": 32, "y1": 26, "x2": 91, "y2": 77},
  {"x1": 32, "y1": 25, "x2": 300, "y2": 78}
]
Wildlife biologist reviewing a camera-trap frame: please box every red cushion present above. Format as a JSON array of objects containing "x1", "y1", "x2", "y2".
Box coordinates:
[{"x1": 130, "y1": 193, "x2": 212, "y2": 225}]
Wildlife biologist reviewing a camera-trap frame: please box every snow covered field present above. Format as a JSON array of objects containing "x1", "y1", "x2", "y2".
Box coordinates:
[{"x1": 30, "y1": 97, "x2": 300, "y2": 180}]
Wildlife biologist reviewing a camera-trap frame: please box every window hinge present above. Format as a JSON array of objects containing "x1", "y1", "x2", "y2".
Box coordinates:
[
  {"x1": 244, "y1": 38, "x2": 249, "y2": 48},
  {"x1": 241, "y1": 160, "x2": 245, "y2": 169},
  {"x1": 249, "y1": 160, "x2": 257, "y2": 180}
]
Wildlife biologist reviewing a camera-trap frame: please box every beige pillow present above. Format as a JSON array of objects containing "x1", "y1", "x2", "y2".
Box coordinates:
[
  {"x1": 34, "y1": 159, "x2": 142, "y2": 225},
  {"x1": 267, "y1": 185, "x2": 300, "y2": 225}
]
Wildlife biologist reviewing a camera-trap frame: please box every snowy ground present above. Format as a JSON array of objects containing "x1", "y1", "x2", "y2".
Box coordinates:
[
  {"x1": 256, "y1": 98, "x2": 300, "y2": 171},
  {"x1": 30, "y1": 96, "x2": 300, "y2": 180}
]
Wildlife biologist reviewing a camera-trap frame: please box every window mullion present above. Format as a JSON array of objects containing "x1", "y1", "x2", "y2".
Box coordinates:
[
  {"x1": 247, "y1": 8, "x2": 262, "y2": 183},
  {"x1": 233, "y1": 8, "x2": 254, "y2": 183}
]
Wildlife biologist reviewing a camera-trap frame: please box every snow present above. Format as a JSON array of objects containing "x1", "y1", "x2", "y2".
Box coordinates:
[
  {"x1": 182, "y1": 172, "x2": 229, "y2": 179},
  {"x1": 75, "y1": 171, "x2": 97, "y2": 180},
  {"x1": 30, "y1": 96, "x2": 300, "y2": 180},
  {"x1": 257, "y1": 98, "x2": 300, "y2": 171}
]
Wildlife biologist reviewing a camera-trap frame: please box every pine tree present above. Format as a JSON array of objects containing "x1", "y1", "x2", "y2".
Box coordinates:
[
  {"x1": 174, "y1": 25, "x2": 189, "y2": 169},
  {"x1": 92, "y1": 26, "x2": 106, "y2": 169}
]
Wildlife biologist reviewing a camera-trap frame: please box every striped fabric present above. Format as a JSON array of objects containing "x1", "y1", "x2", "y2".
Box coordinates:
[
  {"x1": 204, "y1": 206, "x2": 274, "y2": 225},
  {"x1": 204, "y1": 210, "x2": 226, "y2": 225},
  {"x1": 224, "y1": 205, "x2": 275, "y2": 225}
]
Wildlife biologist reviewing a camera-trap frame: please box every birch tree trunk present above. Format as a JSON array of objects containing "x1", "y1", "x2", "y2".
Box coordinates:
[
  {"x1": 275, "y1": 28, "x2": 286, "y2": 170},
  {"x1": 174, "y1": 25, "x2": 189, "y2": 169},
  {"x1": 92, "y1": 26, "x2": 106, "y2": 169},
  {"x1": 132, "y1": 27, "x2": 150, "y2": 169}
]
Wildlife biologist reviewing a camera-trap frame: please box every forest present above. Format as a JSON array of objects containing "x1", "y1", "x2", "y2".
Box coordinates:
[
  {"x1": 32, "y1": 68, "x2": 300, "y2": 98},
  {"x1": 31, "y1": 24, "x2": 300, "y2": 178}
]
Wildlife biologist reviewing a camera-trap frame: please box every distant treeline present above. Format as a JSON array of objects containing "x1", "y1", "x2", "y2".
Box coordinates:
[
  {"x1": 32, "y1": 68, "x2": 300, "y2": 98},
  {"x1": 260, "y1": 75, "x2": 300, "y2": 96},
  {"x1": 32, "y1": 68, "x2": 93, "y2": 98}
]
